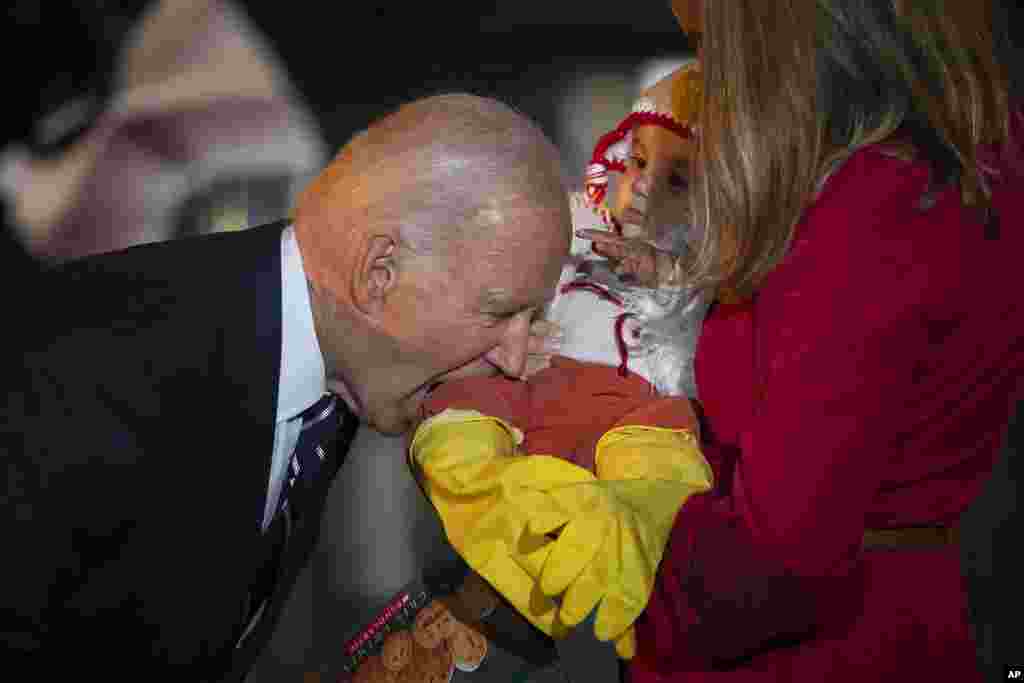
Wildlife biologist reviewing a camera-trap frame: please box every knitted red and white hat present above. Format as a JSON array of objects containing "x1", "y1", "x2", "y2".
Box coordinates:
[{"x1": 583, "y1": 61, "x2": 702, "y2": 217}]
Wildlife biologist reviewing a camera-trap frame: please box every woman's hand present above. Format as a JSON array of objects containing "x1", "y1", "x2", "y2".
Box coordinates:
[{"x1": 576, "y1": 229, "x2": 677, "y2": 288}]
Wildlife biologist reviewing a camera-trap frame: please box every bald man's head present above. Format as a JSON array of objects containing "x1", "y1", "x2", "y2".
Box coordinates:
[
  {"x1": 295, "y1": 93, "x2": 569, "y2": 289},
  {"x1": 293, "y1": 94, "x2": 571, "y2": 434}
]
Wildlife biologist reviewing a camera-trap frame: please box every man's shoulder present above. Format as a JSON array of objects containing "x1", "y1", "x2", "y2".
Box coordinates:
[
  {"x1": 51, "y1": 220, "x2": 287, "y2": 282},
  {"x1": 28, "y1": 222, "x2": 289, "y2": 395},
  {"x1": 42, "y1": 222, "x2": 287, "y2": 326}
]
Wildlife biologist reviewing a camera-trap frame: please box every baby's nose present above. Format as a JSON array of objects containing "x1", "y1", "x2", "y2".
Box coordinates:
[{"x1": 632, "y1": 173, "x2": 652, "y2": 197}]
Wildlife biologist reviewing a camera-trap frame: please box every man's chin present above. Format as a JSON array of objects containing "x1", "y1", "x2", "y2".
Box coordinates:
[
  {"x1": 366, "y1": 419, "x2": 408, "y2": 436},
  {"x1": 364, "y1": 385, "x2": 433, "y2": 436},
  {"x1": 359, "y1": 407, "x2": 410, "y2": 436}
]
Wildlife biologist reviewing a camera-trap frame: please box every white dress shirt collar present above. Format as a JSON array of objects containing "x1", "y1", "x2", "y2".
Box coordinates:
[{"x1": 277, "y1": 224, "x2": 326, "y2": 421}]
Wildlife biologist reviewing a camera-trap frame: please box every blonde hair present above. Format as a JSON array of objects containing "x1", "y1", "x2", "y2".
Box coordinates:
[{"x1": 686, "y1": 0, "x2": 1019, "y2": 298}]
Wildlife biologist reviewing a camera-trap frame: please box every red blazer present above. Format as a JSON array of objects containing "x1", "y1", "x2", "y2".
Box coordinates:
[{"x1": 631, "y1": 117, "x2": 1024, "y2": 681}]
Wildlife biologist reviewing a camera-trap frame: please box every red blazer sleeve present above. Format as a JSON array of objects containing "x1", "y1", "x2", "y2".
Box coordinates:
[{"x1": 636, "y1": 146, "x2": 1013, "y2": 670}]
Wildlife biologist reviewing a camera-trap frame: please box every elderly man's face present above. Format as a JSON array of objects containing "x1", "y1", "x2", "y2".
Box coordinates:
[{"x1": 350, "y1": 205, "x2": 569, "y2": 434}]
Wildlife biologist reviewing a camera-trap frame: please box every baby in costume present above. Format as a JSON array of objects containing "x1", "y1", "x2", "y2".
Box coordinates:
[{"x1": 408, "y1": 63, "x2": 712, "y2": 660}]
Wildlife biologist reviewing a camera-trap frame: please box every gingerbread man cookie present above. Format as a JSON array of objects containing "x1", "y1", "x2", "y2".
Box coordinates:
[
  {"x1": 412, "y1": 599, "x2": 456, "y2": 650},
  {"x1": 449, "y1": 620, "x2": 489, "y2": 673},
  {"x1": 398, "y1": 638, "x2": 453, "y2": 683},
  {"x1": 381, "y1": 630, "x2": 413, "y2": 672},
  {"x1": 352, "y1": 654, "x2": 397, "y2": 683}
]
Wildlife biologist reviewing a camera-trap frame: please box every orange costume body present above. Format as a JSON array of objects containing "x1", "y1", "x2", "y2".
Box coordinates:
[{"x1": 423, "y1": 356, "x2": 700, "y2": 473}]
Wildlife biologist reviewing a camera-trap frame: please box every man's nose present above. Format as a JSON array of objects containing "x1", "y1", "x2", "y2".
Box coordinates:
[{"x1": 484, "y1": 310, "x2": 531, "y2": 378}]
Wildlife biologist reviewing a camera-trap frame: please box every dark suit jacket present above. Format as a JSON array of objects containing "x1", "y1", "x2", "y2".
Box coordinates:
[{"x1": 2, "y1": 221, "x2": 357, "y2": 680}]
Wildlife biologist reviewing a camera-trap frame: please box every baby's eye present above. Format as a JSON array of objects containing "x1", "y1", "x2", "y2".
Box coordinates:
[
  {"x1": 629, "y1": 155, "x2": 647, "y2": 170},
  {"x1": 668, "y1": 172, "x2": 690, "y2": 192}
]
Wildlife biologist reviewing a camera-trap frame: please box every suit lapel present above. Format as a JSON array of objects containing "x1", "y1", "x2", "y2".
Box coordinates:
[{"x1": 214, "y1": 220, "x2": 289, "y2": 531}]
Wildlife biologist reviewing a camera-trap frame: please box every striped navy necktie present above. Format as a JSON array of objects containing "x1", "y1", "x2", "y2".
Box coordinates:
[
  {"x1": 237, "y1": 392, "x2": 340, "y2": 648},
  {"x1": 278, "y1": 392, "x2": 338, "y2": 518}
]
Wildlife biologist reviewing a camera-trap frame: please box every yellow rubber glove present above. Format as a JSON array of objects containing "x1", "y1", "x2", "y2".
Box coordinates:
[
  {"x1": 408, "y1": 409, "x2": 595, "y2": 639},
  {"x1": 527, "y1": 425, "x2": 713, "y2": 656},
  {"x1": 613, "y1": 623, "x2": 637, "y2": 659}
]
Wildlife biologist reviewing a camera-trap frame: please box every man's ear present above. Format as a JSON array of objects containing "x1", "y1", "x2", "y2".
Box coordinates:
[{"x1": 352, "y1": 234, "x2": 398, "y2": 315}]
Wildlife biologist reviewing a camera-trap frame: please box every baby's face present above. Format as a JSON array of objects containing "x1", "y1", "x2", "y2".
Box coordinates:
[{"x1": 612, "y1": 124, "x2": 696, "y2": 250}]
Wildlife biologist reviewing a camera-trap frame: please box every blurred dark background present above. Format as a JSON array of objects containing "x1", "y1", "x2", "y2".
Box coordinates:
[
  {"x1": 1, "y1": 0, "x2": 695, "y2": 261},
  {"x1": 2, "y1": 2, "x2": 1017, "y2": 681}
]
